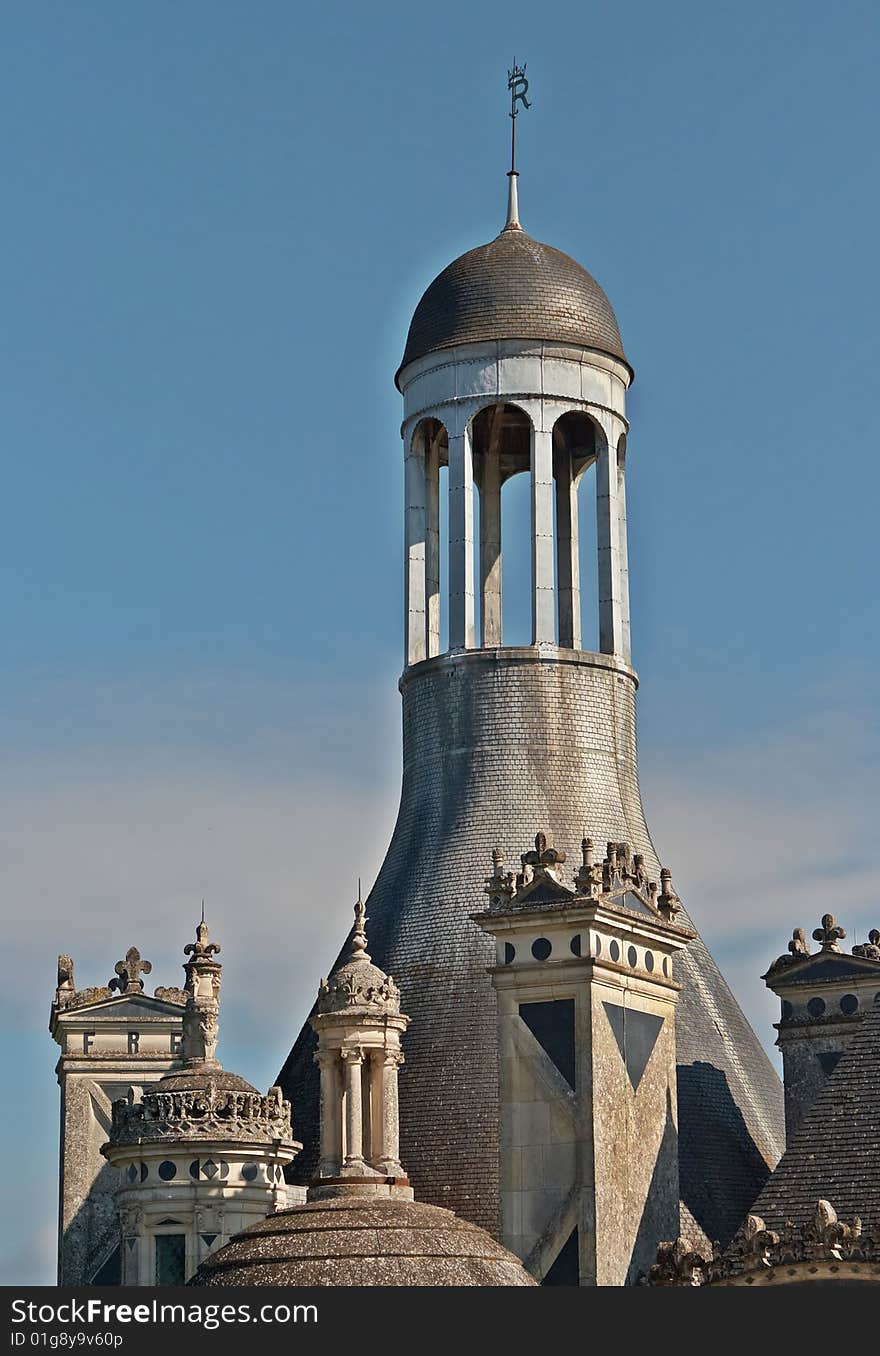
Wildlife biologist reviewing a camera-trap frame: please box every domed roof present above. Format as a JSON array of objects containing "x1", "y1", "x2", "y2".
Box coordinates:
[
  {"x1": 157, "y1": 1067, "x2": 258, "y2": 1095},
  {"x1": 315, "y1": 896, "x2": 402, "y2": 1017},
  {"x1": 188, "y1": 1195, "x2": 536, "y2": 1286},
  {"x1": 397, "y1": 225, "x2": 629, "y2": 386}
]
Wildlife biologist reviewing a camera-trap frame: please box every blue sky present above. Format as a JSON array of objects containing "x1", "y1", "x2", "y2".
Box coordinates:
[{"x1": 1, "y1": 1, "x2": 878, "y2": 1283}]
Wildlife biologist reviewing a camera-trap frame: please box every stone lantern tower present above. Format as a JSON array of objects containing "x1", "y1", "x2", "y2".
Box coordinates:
[
  {"x1": 280, "y1": 164, "x2": 785, "y2": 1261},
  {"x1": 191, "y1": 906, "x2": 536, "y2": 1286},
  {"x1": 311, "y1": 897, "x2": 409, "y2": 1183},
  {"x1": 102, "y1": 919, "x2": 300, "y2": 1285}
]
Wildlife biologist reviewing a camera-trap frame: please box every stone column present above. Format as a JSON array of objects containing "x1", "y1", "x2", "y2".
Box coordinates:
[
  {"x1": 316, "y1": 1051, "x2": 342, "y2": 1176},
  {"x1": 426, "y1": 433, "x2": 441, "y2": 658},
  {"x1": 556, "y1": 449, "x2": 581, "y2": 650},
  {"x1": 616, "y1": 442, "x2": 631, "y2": 664},
  {"x1": 531, "y1": 427, "x2": 556, "y2": 644},
  {"x1": 341, "y1": 1047, "x2": 365, "y2": 1170},
  {"x1": 380, "y1": 1049, "x2": 404, "y2": 1175},
  {"x1": 368, "y1": 1049, "x2": 385, "y2": 1169},
  {"x1": 361, "y1": 1058, "x2": 373, "y2": 1162},
  {"x1": 404, "y1": 436, "x2": 427, "y2": 665},
  {"x1": 448, "y1": 424, "x2": 475, "y2": 649},
  {"x1": 596, "y1": 424, "x2": 624, "y2": 656},
  {"x1": 480, "y1": 449, "x2": 503, "y2": 647}
]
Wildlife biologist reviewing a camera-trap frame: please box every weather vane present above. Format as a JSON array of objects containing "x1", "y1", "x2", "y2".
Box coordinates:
[{"x1": 507, "y1": 59, "x2": 531, "y2": 176}]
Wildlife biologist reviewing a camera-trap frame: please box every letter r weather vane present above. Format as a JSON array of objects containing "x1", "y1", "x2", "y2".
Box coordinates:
[
  {"x1": 507, "y1": 60, "x2": 531, "y2": 176},
  {"x1": 505, "y1": 60, "x2": 531, "y2": 229}
]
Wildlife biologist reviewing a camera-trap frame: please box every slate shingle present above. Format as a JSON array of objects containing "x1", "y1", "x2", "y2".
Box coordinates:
[{"x1": 397, "y1": 228, "x2": 629, "y2": 383}]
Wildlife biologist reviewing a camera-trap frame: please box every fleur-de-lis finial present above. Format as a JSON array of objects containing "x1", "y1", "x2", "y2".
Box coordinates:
[
  {"x1": 813, "y1": 914, "x2": 846, "y2": 952},
  {"x1": 184, "y1": 917, "x2": 220, "y2": 961},
  {"x1": 109, "y1": 946, "x2": 152, "y2": 993}
]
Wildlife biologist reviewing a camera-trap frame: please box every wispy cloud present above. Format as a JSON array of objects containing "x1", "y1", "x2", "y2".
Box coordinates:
[{"x1": 641, "y1": 694, "x2": 878, "y2": 1055}]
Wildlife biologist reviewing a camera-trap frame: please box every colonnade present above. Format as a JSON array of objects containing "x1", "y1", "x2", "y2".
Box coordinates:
[
  {"x1": 404, "y1": 401, "x2": 631, "y2": 666},
  {"x1": 316, "y1": 1045, "x2": 404, "y2": 1178}
]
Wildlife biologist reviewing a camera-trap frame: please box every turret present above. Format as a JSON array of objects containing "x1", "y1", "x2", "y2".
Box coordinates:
[
  {"x1": 763, "y1": 913, "x2": 880, "y2": 1142},
  {"x1": 49, "y1": 945, "x2": 185, "y2": 1284},
  {"x1": 101, "y1": 919, "x2": 300, "y2": 1285},
  {"x1": 310, "y1": 896, "x2": 409, "y2": 1187}
]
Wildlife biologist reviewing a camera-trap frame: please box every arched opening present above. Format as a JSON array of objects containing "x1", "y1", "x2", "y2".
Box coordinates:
[
  {"x1": 617, "y1": 433, "x2": 630, "y2": 662},
  {"x1": 553, "y1": 411, "x2": 598, "y2": 651},
  {"x1": 471, "y1": 403, "x2": 533, "y2": 647},
  {"x1": 406, "y1": 418, "x2": 447, "y2": 663}
]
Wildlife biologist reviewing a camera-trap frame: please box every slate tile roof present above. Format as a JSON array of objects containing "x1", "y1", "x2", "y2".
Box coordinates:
[
  {"x1": 751, "y1": 995, "x2": 880, "y2": 1231},
  {"x1": 397, "y1": 227, "x2": 628, "y2": 382}
]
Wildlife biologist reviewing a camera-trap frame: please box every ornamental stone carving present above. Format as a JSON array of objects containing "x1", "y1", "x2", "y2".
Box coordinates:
[
  {"x1": 646, "y1": 1238, "x2": 709, "y2": 1287},
  {"x1": 648, "y1": 1200, "x2": 877, "y2": 1285},
  {"x1": 109, "y1": 947, "x2": 153, "y2": 993},
  {"x1": 57, "y1": 955, "x2": 75, "y2": 995},
  {"x1": 110, "y1": 1082, "x2": 294, "y2": 1146},
  {"x1": 852, "y1": 929, "x2": 880, "y2": 961},
  {"x1": 153, "y1": 985, "x2": 187, "y2": 1005},
  {"x1": 813, "y1": 914, "x2": 846, "y2": 953},
  {"x1": 316, "y1": 898, "x2": 401, "y2": 1016},
  {"x1": 485, "y1": 831, "x2": 679, "y2": 923}
]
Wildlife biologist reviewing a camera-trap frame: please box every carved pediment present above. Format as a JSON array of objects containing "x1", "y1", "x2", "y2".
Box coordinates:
[
  {"x1": 765, "y1": 952, "x2": 880, "y2": 987},
  {"x1": 606, "y1": 886, "x2": 660, "y2": 918},
  {"x1": 513, "y1": 872, "x2": 577, "y2": 907},
  {"x1": 63, "y1": 992, "x2": 184, "y2": 1020}
]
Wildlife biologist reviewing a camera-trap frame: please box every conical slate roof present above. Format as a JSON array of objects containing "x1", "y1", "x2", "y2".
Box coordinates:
[
  {"x1": 397, "y1": 226, "x2": 628, "y2": 384},
  {"x1": 750, "y1": 995, "x2": 880, "y2": 1232}
]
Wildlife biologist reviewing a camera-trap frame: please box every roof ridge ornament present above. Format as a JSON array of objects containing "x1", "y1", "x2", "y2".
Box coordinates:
[
  {"x1": 346, "y1": 886, "x2": 371, "y2": 966},
  {"x1": 504, "y1": 59, "x2": 530, "y2": 232},
  {"x1": 109, "y1": 946, "x2": 152, "y2": 994},
  {"x1": 813, "y1": 913, "x2": 846, "y2": 953},
  {"x1": 852, "y1": 928, "x2": 880, "y2": 960},
  {"x1": 316, "y1": 891, "x2": 401, "y2": 1016}
]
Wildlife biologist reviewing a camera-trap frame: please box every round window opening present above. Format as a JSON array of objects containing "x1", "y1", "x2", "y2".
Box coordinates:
[
  {"x1": 531, "y1": 937, "x2": 552, "y2": 962},
  {"x1": 644, "y1": 951, "x2": 655, "y2": 973},
  {"x1": 570, "y1": 934, "x2": 582, "y2": 957},
  {"x1": 609, "y1": 940, "x2": 620, "y2": 963},
  {"x1": 807, "y1": 996, "x2": 826, "y2": 1018},
  {"x1": 840, "y1": 994, "x2": 859, "y2": 1016},
  {"x1": 158, "y1": 1161, "x2": 177, "y2": 1181},
  {"x1": 241, "y1": 1163, "x2": 259, "y2": 1182},
  {"x1": 781, "y1": 1000, "x2": 793, "y2": 1020},
  {"x1": 627, "y1": 945, "x2": 638, "y2": 968},
  {"x1": 503, "y1": 942, "x2": 516, "y2": 965}
]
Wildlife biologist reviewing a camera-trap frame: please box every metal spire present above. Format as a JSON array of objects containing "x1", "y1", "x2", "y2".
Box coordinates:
[{"x1": 505, "y1": 59, "x2": 531, "y2": 231}]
